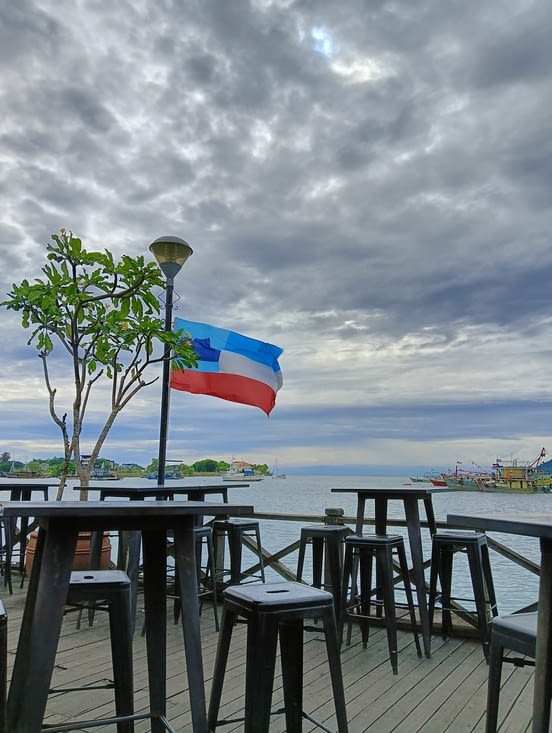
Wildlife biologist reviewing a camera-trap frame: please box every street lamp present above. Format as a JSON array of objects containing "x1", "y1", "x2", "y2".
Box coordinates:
[{"x1": 149, "y1": 236, "x2": 193, "y2": 485}]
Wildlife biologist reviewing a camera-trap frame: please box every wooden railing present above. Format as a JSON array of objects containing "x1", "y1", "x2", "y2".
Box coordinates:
[{"x1": 236, "y1": 509, "x2": 540, "y2": 620}]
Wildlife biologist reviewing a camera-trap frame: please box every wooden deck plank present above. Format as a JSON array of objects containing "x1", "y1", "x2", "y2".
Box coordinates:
[{"x1": 1, "y1": 582, "x2": 536, "y2": 732}]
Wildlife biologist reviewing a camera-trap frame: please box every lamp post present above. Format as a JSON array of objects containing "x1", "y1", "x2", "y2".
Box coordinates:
[{"x1": 149, "y1": 236, "x2": 193, "y2": 485}]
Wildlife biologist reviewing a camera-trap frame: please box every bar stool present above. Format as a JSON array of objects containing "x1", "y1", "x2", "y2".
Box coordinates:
[
  {"x1": 0, "y1": 600, "x2": 6, "y2": 733},
  {"x1": 428, "y1": 531, "x2": 498, "y2": 659},
  {"x1": 340, "y1": 534, "x2": 422, "y2": 674},
  {"x1": 296, "y1": 523, "x2": 351, "y2": 625},
  {"x1": 485, "y1": 612, "x2": 537, "y2": 733},
  {"x1": 170, "y1": 525, "x2": 219, "y2": 630},
  {"x1": 212, "y1": 518, "x2": 265, "y2": 586},
  {"x1": 51, "y1": 570, "x2": 134, "y2": 733},
  {"x1": 208, "y1": 581, "x2": 349, "y2": 733}
]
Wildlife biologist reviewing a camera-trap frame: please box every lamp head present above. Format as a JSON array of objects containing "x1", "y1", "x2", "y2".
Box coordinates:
[{"x1": 149, "y1": 236, "x2": 193, "y2": 281}]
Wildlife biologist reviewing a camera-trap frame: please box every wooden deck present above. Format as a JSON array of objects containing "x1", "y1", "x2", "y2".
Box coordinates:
[{"x1": 2, "y1": 581, "x2": 535, "y2": 732}]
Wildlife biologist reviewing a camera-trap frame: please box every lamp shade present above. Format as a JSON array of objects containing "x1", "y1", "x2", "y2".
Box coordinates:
[{"x1": 149, "y1": 236, "x2": 193, "y2": 280}]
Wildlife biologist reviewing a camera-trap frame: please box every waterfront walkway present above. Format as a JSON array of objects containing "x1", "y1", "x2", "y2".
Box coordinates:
[{"x1": 2, "y1": 581, "x2": 535, "y2": 732}]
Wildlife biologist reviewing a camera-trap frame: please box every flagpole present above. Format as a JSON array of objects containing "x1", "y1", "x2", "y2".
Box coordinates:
[{"x1": 149, "y1": 236, "x2": 193, "y2": 486}]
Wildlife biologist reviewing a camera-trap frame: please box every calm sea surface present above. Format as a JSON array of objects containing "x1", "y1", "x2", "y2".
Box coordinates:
[{"x1": 1, "y1": 473, "x2": 547, "y2": 614}]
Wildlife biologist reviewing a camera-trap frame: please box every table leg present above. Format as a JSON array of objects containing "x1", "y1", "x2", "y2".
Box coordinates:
[
  {"x1": 173, "y1": 521, "x2": 208, "y2": 733},
  {"x1": 403, "y1": 497, "x2": 431, "y2": 658},
  {"x1": 423, "y1": 497, "x2": 437, "y2": 535},
  {"x1": 355, "y1": 497, "x2": 366, "y2": 535},
  {"x1": 7, "y1": 522, "x2": 77, "y2": 732},
  {"x1": 533, "y1": 538, "x2": 552, "y2": 732},
  {"x1": 141, "y1": 529, "x2": 168, "y2": 733}
]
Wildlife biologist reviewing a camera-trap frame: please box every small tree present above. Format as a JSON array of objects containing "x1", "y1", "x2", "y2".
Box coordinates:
[{"x1": 2, "y1": 229, "x2": 197, "y2": 499}]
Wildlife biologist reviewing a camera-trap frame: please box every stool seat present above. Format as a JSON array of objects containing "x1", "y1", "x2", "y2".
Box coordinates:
[
  {"x1": 340, "y1": 533, "x2": 422, "y2": 673},
  {"x1": 208, "y1": 581, "x2": 349, "y2": 732},
  {"x1": 429, "y1": 531, "x2": 498, "y2": 659},
  {"x1": 212, "y1": 518, "x2": 265, "y2": 586}
]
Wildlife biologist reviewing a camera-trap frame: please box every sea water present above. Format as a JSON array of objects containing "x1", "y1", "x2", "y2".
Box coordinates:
[{"x1": 1, "y1": 474, "x2": 544, "y2": 614}]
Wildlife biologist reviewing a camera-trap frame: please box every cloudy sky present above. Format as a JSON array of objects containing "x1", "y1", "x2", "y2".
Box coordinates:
[{"x1": 1, "y1": 0, "x2": 552, "y2": 474}]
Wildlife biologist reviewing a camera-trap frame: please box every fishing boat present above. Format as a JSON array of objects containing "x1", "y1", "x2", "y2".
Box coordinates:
[
  {"x1": 489, "y1": 449, "x2": 552, "y2": 493},
  {"x1": 220, "y1": 459, "x2": 264, "y2": 482},
  {"x1": 439, "y1": 451, "x2": 552, "y2": 493}
]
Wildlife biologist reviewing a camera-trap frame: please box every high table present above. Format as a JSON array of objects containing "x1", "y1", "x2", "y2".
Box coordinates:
[
  {"x1": 1, "y1": 500, "x2": 253, "y2": 733},
  {"x1": 83, "y1": 482, "x2": 249, "y2": 503},
  {"x1": 447, "y1": 511, "x2": 552, "y2": 733},
  {"x1": 82, "y1": 484, "x2": 251, "y2": 623},
  {"x1": 331, "y1": 486, "x2": 452, "y2": 658},
  {"x1": 0, "y1": 482, "x2": 54, "y2": 581}
]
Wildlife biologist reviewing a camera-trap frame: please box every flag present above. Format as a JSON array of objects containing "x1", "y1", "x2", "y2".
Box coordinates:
[{"x1": 171, "y1": 318, "x2": 283, "y2": 415}]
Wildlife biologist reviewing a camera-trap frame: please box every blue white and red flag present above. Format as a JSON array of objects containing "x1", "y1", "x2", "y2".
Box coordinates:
[{"x1": 171, "y1": 318, "x2": 283, "y2": 415}]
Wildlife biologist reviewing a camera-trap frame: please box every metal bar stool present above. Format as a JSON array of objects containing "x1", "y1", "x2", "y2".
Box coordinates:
[
  {"x1": 485, "y1": 612, "x2": 537, "y2": 733},
  {"x1": 208, "y1": 581, "x2": 349, "y2": 733},
  {"x1": 428, "y1": 530, "x2": 498, "y2": 659},
  {"x1": 296, "y1": 524, "x2": 351, "y2": 626},
  {"x1": 340, "y1": 534, "x2": 422, "y2": 674},
  {"x1": 170, "y1": 525, "x2": 219, "y2": 630},
  {"x1": 48, "y1": 570, "x2": 134, "y2": 733},
  {"x1": 212, "y1": 518, "x2": 265, "y2": 586}
]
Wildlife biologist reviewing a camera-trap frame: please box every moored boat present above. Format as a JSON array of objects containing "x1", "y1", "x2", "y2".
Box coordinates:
[
  {"x1": 429, "y1": 477, "x2": 448, "y2": 487},
  {"x1": 220, "y1": 459, "x2": 264, "y2": 482},
  {"x1": 440, "y1": 450, "x2": 552, "y2": 493}
]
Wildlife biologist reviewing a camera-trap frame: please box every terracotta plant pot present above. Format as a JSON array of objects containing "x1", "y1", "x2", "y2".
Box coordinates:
[{"x1": 25, "y1": 531, "x2": 112, "y2": 575}]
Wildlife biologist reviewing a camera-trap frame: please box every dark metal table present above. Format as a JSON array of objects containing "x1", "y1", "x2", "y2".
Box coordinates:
[
  {"x1": 447, "y1": 511, "x2": 552, "y2": 733},
  {"x1": 331, "y1": 486, "x2": 452, "y2": 658},
  {"x1": 1, "y1": 499, "x2": 254, "y2": 733},
  {"x1": 83, "y1": 483, "x2": 249, "y2": 503},
  {"x1": 0, "y1": 482, "x2": 53, "y2": 581},
  {"x1": 82, "y1": 483, "x2": 251, "y2": 623}
]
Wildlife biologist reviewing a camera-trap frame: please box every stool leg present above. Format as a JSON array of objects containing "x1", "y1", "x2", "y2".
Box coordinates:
[
  {"x1": 312, "y1": 536, "x2": 324, "y2": 589},
  {"x1": 428, "y1": 540, "x2": 441, "y2": 636},
  {"x1": 253, "y1": 526, "x2": 265, "y2": 581},
  {"x1": 326, "y1": 535, "x2": 343, "y2": 625},
  {"x1": 321, "y1": 606, "x2": 350, "y2": 733},
  {"x1": 245, "y1": 613, "x2": 278, "y2": 733},
  {"x1": 485, "y1": 634, "x2": 504, "y2": 733},
  {"x1": 357, "y1": 546, "x2": 372, "y2": 648},
  {"x1": 108, "y1": 587, "x2": 135, "y2": 733},
  {"x1": 440, "y1": 545, "x2": 454, "y2": 638},
  {"x1": 396, "y1": 543, "x2": 422, "y2": 657},
  {"x1": 467, "y1": 544, "x2": 491, "y2": 659},
  {"x1": 339, "y1": 544, "x2": 353, "y2": 646},
  {"x1": 227, "y1": 528, "x2": 243, "y2": 584},
  {"x1": 481, "y1": 543, "x2": 498, "y2": 619},
  {"x1": 207, "y1": 605, "x2": 236, "y2": 731},
  {"x1": 1, "y1": 523, "x2": 12, "y2": 596},
  {"x1": 279, "y1": 619, "x2": 304, "y2": 732},
  {"x1": 376, "y1": 546, "x2": 398, "y2": 674},
  {"x1": 296, "y1": 531, "x2": 307, "y2": 582}
]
